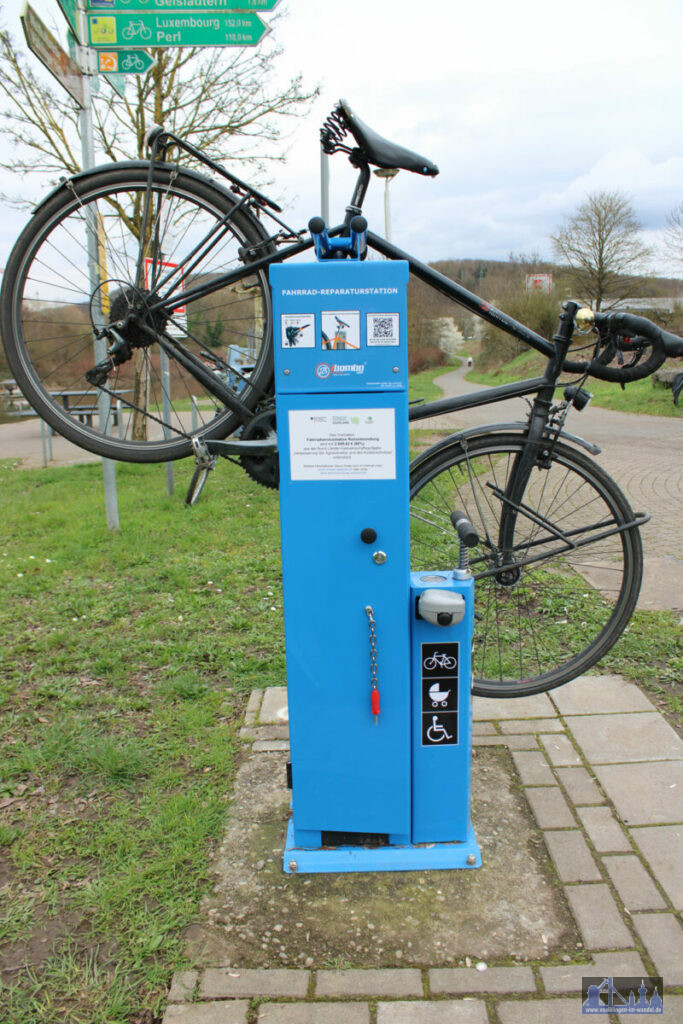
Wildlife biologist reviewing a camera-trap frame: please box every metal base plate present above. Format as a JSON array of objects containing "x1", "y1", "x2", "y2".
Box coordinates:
[{"x1": 283, "y1": 816, "x2": 481, "y2": 874}]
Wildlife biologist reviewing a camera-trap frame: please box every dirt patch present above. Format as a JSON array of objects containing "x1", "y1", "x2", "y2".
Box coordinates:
[{"x1": 184, "y1": 746, "x2": 579, "y2": 969}]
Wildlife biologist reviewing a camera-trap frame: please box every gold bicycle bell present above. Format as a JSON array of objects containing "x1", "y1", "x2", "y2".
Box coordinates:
[{"x1": 574, "y1": 307, "x2": 596, "y2": 334}]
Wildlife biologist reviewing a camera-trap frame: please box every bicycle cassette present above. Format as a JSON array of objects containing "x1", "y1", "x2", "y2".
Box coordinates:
[{"x1": 240, "y1": 409, "x2": 279, "y2": 489}]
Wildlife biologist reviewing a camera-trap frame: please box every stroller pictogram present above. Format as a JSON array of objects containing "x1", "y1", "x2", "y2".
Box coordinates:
[{"x1": 428, "y1": 682, "x2": 451, "y2": 708}]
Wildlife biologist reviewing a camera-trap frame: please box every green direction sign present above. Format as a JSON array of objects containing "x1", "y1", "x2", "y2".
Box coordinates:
[
  {"x1": 87, "y1": 0, "x2": 279, "y2": 10},
  {"x1": 88, "y1": 11, "x2": 269, "y2": 48},
  {"x1": 96, "y1": 49, "x2": 155, "y2": 73},
  {"x1": 57, "y1": 0, "x2": 81, "y2": 40}
]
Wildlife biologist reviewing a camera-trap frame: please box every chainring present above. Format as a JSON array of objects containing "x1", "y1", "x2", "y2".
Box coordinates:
[{"x1": 240, "y1": 409, "x2": 279, "y2": 489}]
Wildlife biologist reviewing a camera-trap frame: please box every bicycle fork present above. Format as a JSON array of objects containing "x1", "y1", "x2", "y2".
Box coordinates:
[{"x1": 494, "y1": 302, "x2": 579, "y2": 578}]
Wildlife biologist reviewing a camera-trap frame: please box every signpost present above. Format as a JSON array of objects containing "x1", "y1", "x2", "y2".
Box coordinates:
[
  {"x1": 87, "y1": 0, "x2": 279, "y2": 9},
  {"x1": 21, "y1": 0, "x2": 275, "y2": 523},
  {"x1": 56, "y1": 0, "x2": 81, "y2": 39},
  {"x1": 87, "y1": 11, "x2": 269, "y2": 48},
  {"x1": 21, "y1": 4, "x2": 85, "y2": 107}
]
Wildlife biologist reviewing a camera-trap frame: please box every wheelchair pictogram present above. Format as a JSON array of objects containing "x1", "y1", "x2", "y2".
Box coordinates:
[{"x1": 426, "y1": 715, "x2": 453, "y2": 743}]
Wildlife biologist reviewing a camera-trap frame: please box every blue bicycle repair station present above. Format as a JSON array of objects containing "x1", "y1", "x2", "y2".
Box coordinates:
[{"x1": 270, "y1": 234, "x2": 480, "y2": 873}]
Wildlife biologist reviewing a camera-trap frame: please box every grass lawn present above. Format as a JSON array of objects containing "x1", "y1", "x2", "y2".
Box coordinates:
[
  {"x1": 0, "y1": 439, "x2": 680, "y2": 1021},
  {"x1": 468, "y1": 350, "x2": 682, "y2": 417},
  {"x1": 0, "y1": 458, "x2": 284, "y2": 1023}
]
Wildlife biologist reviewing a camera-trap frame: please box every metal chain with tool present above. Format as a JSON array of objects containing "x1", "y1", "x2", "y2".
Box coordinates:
[{"x1": 365, "y1": 605, "x2": 381, "y2": 724}]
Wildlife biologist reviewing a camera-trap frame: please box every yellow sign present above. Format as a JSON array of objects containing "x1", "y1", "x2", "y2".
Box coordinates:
[{"x1": 89, "y1": 16, "x2": 117, "y2": 45}]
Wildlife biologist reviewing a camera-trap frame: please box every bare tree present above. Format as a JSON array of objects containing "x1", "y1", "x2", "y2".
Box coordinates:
[
  {"x1": 0, "y1": 21, "x2": 317, "y2": 438},
  {"x1": 661, "y1": 202, "x2": 683, "y2": 271},
  {"x1": 0, "y1": 25, "x2": 318, "y2": 196},
  {"x1": 551, "y1": 190, "x2": 651, "y2": 309}
]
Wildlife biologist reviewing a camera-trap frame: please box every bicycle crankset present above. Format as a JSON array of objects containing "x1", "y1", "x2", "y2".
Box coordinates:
[{"x1": 240, "y1": 409, "x2": 279, "y2": 489}]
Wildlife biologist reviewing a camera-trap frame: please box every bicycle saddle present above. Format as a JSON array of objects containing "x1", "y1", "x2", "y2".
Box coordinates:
[{"x1": 322, "y1": 100, "x2": 439, "y2": 177}]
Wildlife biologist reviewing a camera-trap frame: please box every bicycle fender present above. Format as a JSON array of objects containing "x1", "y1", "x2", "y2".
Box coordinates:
[
  {"x1": 30, "y1": 162, "x2": 271, "y2": 243},
  {"x1": 409, "y1": 421, "x2": 601, "y2": 475}
]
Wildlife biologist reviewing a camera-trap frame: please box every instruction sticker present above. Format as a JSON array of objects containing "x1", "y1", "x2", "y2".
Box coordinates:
[
  {"x1": 367, "y1": 312, "x2": 400, "y2": 346},
  {"x1": 288, "y1": 408, "x2": 396, "y2": 481},
  {"x1": 421, "y1": 641, "x2": 459, "y2": 746},
  {"x1": 321, "y1": 310, "x2": 361, "y2": 351},
  {"x1": 281, "y1": 313, "x2": 315, "y2": 348}
]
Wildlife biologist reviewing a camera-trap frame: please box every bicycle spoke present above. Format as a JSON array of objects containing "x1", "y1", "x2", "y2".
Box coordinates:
[
  {"x1": 4, "y1": 166, "x2": 272, "y2": 461},
  {"x1": 410, "y1": 434, "x2": 641, "y2": 695}
]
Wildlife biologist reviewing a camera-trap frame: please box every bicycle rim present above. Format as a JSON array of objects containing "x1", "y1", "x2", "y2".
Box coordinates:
[
  {"x1": 409, "y1": 433, "x2": 643, "y2": 697},
  {"x1": 1, "y1": 166, "x2": 273, "y2": 462}
]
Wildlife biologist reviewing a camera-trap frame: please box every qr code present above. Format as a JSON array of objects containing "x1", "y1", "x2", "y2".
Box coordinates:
[{"x1": 367, "y1": 312, "x2": 399, "y2": 346}]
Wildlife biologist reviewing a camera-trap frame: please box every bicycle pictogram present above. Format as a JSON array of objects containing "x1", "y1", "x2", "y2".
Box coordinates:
[
  {"x1": 121, "y1": 54, "x2": 145, "y2": 72},
  {"x1": 423, "y1": 651, "x2": 457, "y2": 672},
  {"x1": 123, "y1": 21, "x2": 152, "y2": 41}
]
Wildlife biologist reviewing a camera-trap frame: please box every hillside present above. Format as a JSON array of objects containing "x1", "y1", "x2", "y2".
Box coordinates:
[{"x1": 406, "y1": 257, "x2": 683, "y2": 370}]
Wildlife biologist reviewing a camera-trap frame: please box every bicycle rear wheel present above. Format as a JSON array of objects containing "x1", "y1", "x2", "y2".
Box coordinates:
[
  {"x1": 409, "y1": 432, "x2": 643, "y2": 697},
  {"x1": 0, "y1": 164, "x2": 274, "y2": 462}
]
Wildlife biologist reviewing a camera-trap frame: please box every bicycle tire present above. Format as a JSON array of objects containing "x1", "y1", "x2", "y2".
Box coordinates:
[
  {"x1": 1, "y1": 164, "x2": 274, "y2": 463},
  {"x1": 409, "y1": 432, "x2": 643, "y2": 697}
]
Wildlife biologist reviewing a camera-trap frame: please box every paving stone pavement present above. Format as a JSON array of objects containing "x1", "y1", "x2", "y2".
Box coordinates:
[{"x1": 163, "y1": 677, "x2": 683, "y2": 1022}]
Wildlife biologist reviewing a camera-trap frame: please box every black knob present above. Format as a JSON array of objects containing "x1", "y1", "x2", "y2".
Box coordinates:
[
  {"x1": 450, "y1": 510, "x2": 479, "y2": 548},
  {"x1": 360, "y1": 528, "x2": 377, "y2": 544},
  {"x1": 437, "y1": 612, "x2": 453, "y2": 626}
]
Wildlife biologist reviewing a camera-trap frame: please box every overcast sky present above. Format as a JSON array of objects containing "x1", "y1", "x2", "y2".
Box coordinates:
[{"x1": 1, "y1": 0, "x2": 682, "y2": 273}]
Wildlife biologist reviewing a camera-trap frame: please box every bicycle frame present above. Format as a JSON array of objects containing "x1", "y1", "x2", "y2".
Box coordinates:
[
  {"x1": 133, "y1": 132, "x2": 603, "y2": 431},
  {"x1": 132, "y1": 138, "x2": 631, "y2": 566}
]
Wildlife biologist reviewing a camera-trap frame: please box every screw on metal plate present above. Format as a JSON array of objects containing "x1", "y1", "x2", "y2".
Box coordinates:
[
  {"x1": 372, "y1": 551, "x2": 387, "y2": 564},
  {"x1": 288, "y1": 860, "x2": 298, "y2": 873},
  {"x1": 392, "y1": 366, "x2": 399, "y2": 373},
  {"x1": 466, "y1": 854, "x2": 477, "y2": 865},
  {"x1": 283, "y1": 369, "x2": 290, "y2": 375}
]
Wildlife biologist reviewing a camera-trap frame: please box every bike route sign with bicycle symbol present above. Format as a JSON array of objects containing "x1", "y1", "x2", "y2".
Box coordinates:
[
  {"x1": 87, "y1": 0, "x2": 279, "y2": 9},
  {"x1": 421, "y1": 642, "x2": 459, "y2": 746},
  {"x1": 96, "y1": 48, "x2": 154, "y2": 72},
  {"x1": 88, "y1": 10, "x2": 269, "y2": 47}
]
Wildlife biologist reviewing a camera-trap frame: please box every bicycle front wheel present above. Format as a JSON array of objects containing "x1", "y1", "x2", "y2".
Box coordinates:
[
  {"x1": 1, "y1": 164, "x2": 274, "y2": 462},
  {"x1": 409, "y1": 432, "x2": 643, "y2": 697}
]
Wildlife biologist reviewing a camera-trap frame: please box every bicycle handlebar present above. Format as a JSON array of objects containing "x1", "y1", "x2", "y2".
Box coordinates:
[{"x1": 575, "y1": 309, "x2": 671, "y2": 383}]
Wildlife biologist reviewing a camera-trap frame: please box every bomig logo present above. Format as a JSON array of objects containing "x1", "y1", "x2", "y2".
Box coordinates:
[{"x1": 315, "y1": 362, "x2": 365, "y2": 380}]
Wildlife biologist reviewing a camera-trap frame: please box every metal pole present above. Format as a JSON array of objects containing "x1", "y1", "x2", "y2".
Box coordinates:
[
  {"x1": 160, "y1": 349, "x2": 174, "y2": 495},
  {"x1": 79, "y1": 68, "x2": 120, "y2": 530},
  {"x1": 320, "y1": 147, "x2": 330, "y2": 224},
  {"x1": 384, "y1": 178, "x2": 392, "y2": 243},
  {"x1": 372, "y1": 168, "x2": 399, "y2": 249},
  {"x1": 40, "y1": 419, "x2": 48, "y2": 468}
]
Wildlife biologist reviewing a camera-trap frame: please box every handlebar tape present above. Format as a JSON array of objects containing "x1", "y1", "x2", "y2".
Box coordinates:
[
  {"x1": 661, "y1": 329, "x2": 683, "y2": 358},
  {"x1": 588, "y1": 312, "x2": 667, "y2": 383}
]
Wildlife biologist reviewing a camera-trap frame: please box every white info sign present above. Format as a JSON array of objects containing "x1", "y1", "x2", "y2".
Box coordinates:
[{"x1": 288, "y1": 408, "x2": 396, "y2": 481}]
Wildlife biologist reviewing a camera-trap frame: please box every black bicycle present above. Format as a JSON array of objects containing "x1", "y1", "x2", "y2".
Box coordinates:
[{"x1": 2, "y1": 99, "x2": 681, "y2": 698}]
